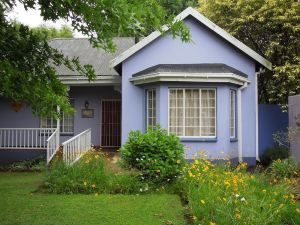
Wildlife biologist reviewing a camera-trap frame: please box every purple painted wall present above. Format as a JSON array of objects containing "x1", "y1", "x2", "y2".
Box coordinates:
[
  {"x1": 0, "y1": 86, "x2": 121, "y2": 147},
  {"x1": 258, "y1": 104, "x2": 288, "y2": 156},
  {"x1": 69, "y1": 86, "x2": 121, "y2": 146},
  {"x1": 121, "y1": 17, "x2": 257, "y2": 160},
  {"x1": 0, "y1": 98, "x2": 40, "y2": 128}
]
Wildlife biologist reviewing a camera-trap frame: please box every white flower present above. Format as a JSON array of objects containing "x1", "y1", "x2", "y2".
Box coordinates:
[
  {"x1": 139, "y1": 188, "x2": 143, "y2": 192},
  {"x1": 235, "y1": 194, "x2": 240, "y2": 198},
  {"x1": 241, "y1": 197, "x2": 246, "y2": 202},
  {"x1": 136, "y1": 158, "x2": 139, "y2": 161}
]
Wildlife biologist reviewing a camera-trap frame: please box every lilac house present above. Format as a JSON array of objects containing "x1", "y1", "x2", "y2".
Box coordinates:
[{"x1": 0, "y1": 8, "x2": 271, "y2": 165}]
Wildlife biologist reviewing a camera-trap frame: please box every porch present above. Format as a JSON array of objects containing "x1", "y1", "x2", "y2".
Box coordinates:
[{"x1": 0, "y1": 86, "x2": 122, "y2": 165}]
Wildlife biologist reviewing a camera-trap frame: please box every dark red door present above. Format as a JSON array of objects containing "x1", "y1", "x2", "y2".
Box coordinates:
[{"x1": 101, "y1": 100, "x2": 121, "y2": 149}]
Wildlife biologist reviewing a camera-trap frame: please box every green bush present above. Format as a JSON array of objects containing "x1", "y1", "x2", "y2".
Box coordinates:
[
  {"x1": 120, "y1": 125, "x2": 185, "y2": 183},
  {"x1": 43, "y1": 150, "x2": 145, "y2": 194},
  {"x1": 269, "y1": 158, "x2": 300, "y2": 179},
  {"x1": 260, "y1": 146, "x2": 289, "y2": 166},
  {"x1": 0, "y1": 156, "x2": 46, "y2": 171}
]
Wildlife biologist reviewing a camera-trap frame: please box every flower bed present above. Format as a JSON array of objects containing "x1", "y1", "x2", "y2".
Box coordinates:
[{"x1": 181, "y1": 155, "x2": 300, "y2": 225}]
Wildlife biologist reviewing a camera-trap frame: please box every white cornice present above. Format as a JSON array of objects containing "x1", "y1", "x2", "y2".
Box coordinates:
[{"x1": 129, "y1": 72, "x2": 251, "y2": 86}]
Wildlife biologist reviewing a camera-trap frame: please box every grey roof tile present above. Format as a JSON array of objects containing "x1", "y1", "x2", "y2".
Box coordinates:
[
  {"x1": 132, "y1": 64, "x2": 248, "y2": 78},
  {"x1": 49, "y1": 37, "x2": 135, "y2": 76}
]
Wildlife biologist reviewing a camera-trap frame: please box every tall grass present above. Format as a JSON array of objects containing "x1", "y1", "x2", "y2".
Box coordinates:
[
  {"x1": 43, "y1": 150, "x2": 144, "y2": 194},
  {"x1": 181, "y1": 156, "x2": 300, "y2": 225}
]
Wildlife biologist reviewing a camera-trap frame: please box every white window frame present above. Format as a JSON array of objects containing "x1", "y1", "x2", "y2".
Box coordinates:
[
  {"x1": 146, "y1": 89, "x2": 156, "y2": 128},
  {"x1": 230, "y1": 89, "x2": 237, "y2": 138},
  {"x1": 40, "y1": 100, "x2": 75, "y2": 135},
  {"x1": 168, "y1": 88, "x2": 217, "y2": 138}
]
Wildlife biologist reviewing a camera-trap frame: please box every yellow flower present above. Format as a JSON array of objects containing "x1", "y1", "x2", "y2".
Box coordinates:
[
  {"x1": 176, "y1": 159, "x2": 181, "y2": 164},
  {"x1": 262, "y1": 189, "x2": 267, "y2": 193},
  {"x1": 95, "y1": 155, "x2": 99, "y2": 159},
  {"x1": 222, "y1": 197, "x2": 227, "y2": 202},
  {"x1": 83, "y1": 181, "x2": 87, "y2": 186},
  {"x1": 296, "y1": 208, "x2": 300, "y2": 213},
  {"x1": 195, "y1": 159, "x2": 199, "y2": 165},
  {"x1": 200, "y1": 199, "x2": 205, "y2": 204},
  {"x1": 235, "y1": 213, "x2": 241, "y2": 219},
  {"x1": 283, "y1": 195, "x2": 289, "y2": 199},
  {"x1": 210, "y1": 222, "x2": 216, "y2": 225}
]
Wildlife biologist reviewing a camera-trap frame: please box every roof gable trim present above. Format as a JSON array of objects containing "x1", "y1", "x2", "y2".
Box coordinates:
[{"x1": 111, "y1": 7, "x2": 272, "y2": 70}]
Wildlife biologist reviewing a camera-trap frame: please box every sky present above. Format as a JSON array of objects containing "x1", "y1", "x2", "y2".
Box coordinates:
[{"x1": 7, "y1": 2, "x2": 84, "y2": 37}]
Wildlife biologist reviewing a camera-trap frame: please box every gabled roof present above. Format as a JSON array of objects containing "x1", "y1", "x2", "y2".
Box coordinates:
[
  {"x1": 49, "y1": 37, "x2": 135, "y2": 76},
  {"x1": 132, "y1": 64, "x2": 248, "y2": 78},
  {"x1": 111, "y1": 7, "x2": 272, "y2": 71}
]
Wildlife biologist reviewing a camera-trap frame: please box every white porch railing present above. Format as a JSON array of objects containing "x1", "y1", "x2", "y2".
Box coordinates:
[
  {"x1": 62, "y1": 128, "x2": 91, "y2": 165},
  {"x1": 0, "y1": 128, "x2": 56, "y2": 149},
  {"x1": 46, "y1": 128, "x2": 60, "y2": 164}
]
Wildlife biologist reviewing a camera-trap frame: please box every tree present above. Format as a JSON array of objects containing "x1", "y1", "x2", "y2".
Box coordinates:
[
  {"x1": 30, "y1": 25, "x2": 73, "y2": 40},
  {"x1": 198, "y1": 0, "x2": 300, "y2": 110},
  {"x1": 158, "y1": 0, "x2": 198, "y2": 15},
  {"x1": 1, "y1": 0, "x2": 191, "y2": 117}
]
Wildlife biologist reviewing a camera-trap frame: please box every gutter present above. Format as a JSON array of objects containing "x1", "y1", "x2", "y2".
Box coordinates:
[{"x1": 237, "y1": 82, "x2": 248, "y2": 162}]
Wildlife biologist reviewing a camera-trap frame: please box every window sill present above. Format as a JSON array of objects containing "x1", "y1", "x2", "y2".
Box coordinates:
[
  {"x1": 180, "y1": 137, "x2": 218, "y2": 142},
  {"x1": 230, "y1": 138, "x2": 238, "y2": 142}
]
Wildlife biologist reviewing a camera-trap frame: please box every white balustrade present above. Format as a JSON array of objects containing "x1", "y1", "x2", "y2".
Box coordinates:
[
  {"x1": 62, "y1": 128, "x2": 91, "y2": 165},
  {"x1": 0, "y1": 128, "x2": 56, "y2": 150},
  {"x1": 46, "y1": 128, "x2": 60, "y2": 164}
]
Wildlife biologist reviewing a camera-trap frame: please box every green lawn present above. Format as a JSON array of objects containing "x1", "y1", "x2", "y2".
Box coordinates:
[{"x1": 0, "y1": 172, "x2": 186, "y2": 225}]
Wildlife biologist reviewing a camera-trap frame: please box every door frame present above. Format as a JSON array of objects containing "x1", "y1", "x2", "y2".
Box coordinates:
[{"x1": 100, "y1": 99, "x2": 121, "y2": 148}]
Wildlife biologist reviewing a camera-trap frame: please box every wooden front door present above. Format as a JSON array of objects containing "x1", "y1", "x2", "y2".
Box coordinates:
[{"x1": 101, "y1": 100, "x2": 121, "y2": 149}]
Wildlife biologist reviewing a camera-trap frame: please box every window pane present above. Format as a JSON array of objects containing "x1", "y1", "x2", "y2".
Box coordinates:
[
  {"x1": 147, "y1": 89, "x2": 156, "y2": 127},
  {"x1": 169, "y1": 88, "x2": 216, "y2": 137},
  {"x1": 40, "y1": 100, "x2": 74, "y2": 133},
  {"x1": 230, "y1": 90, "x2": 236, "y2": 138}
]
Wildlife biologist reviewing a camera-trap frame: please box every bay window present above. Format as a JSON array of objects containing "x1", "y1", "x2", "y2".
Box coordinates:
[{"x1": 169, "y1": 88, "x2": 216, "y2": 137}]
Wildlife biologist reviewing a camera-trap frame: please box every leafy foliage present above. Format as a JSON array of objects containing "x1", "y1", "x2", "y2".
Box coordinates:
[
  {"x1": 260, "y1": 146, "x2": 289, "y2": 167},
  {"x1": 1, "y1": 0, "x2": 191, "y2": 116},
  {"x1": 44, "y1": 151, "x2": 144, "y2": 194},
  {"x1": 198, "y1": 0, "x2": 300, "y2": 109},
  {"x1": 30, "y1": 25, "x2": 73, "y2": 40},
  {"x1": 181, "y1": 156, "x2": 300, "y2": 225},
  {"x1": 0, "y1": 6, "x2": 95, "y2": 117},
  {"x1": 0, "y1": 156, "x2": 46, "y2": 171},
  {"x1": 158, "y1": 0, "x2": 198, "y2": 15},
  {"x1": 120, "y1": 126, "x2": 185, "y2": 183},
  {"x1": 269, "y1": 158, "x2": 300, "y2": 179}
]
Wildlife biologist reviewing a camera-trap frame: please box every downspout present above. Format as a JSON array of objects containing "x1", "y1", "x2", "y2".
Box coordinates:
[
  {"x1": 255, "y1": 68, "x2": 264, "y2": 162},
  {"x1": 237, "y1": 82, "x2": 247, "y2": 162}
]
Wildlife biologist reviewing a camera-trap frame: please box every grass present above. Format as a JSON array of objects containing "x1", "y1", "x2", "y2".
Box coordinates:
[{"x1": 0, "y1": 172, "x2": 187, "y2": 225}]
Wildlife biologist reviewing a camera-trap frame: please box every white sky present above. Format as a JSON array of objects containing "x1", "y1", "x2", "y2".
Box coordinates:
[{"x1": 7, "y1": 2, "x2": 84, "y2": 37}]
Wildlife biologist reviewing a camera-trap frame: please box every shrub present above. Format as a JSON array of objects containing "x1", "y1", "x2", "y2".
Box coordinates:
[
  {"x1": 260, "y1": 146, "x2": 289, "y2": 166},
  {"x1": 43, "y1": 150, "x2": 145, "y2": 194},
  {"x1": 0, "y1": 156, "x2": 46, "y2": 171},
  {"x1": 269, "y1": 158, "x2": 300, "y2": 179},
  {"x1": 180, "y1": 157, "x2": 300, "y2": 225},
  {"x1": 119, "y1": 125, "x2": 185, "y2": 183}
]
